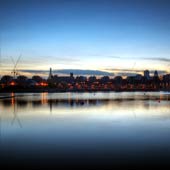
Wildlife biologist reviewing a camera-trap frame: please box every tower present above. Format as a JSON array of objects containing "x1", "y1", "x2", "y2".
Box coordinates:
[
  {"x1": 70, "y1": 72, "x2": 73, "y2": 78},
  {"x1": 154, "y1": 70, "x2": 158, "y2": 77},
  {"x1": 48, "y1": 68, "x2": 53, "y2": 80},
  {"x1": 144, "y1": 70, "x2": 150, "y2": 80}
]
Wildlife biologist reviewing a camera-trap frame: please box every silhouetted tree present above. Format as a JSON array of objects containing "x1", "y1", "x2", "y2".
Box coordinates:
[
  {"x1": 1, "y1": 75, "x2": 13, "y2": 84},
  {"x1": 32, "y1": 75, "x2": 43, "y2": 83}
]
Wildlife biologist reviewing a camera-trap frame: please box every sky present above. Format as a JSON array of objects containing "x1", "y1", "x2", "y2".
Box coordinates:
[{"x1": 0, "y1": 0, "x2": 170, "y2": 77}]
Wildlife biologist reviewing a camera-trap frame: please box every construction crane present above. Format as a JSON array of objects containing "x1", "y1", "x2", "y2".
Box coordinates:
[{"x1": 11, "y1": 54, "x2": 22, "y2": 79}]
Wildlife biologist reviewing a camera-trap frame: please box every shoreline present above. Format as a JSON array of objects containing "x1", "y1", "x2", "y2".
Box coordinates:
[{"x1": 0, "y1": 88, "x2": 169, "y2": 93}]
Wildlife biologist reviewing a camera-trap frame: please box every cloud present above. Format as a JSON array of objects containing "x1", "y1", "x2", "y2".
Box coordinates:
[
  {"x1": 2, "y1": 67, "x2": 168, "y2": 78},
  {"x1": 107, "y1": 56, "x2": 121, "y2": 59},
  {"x1": 20, "y1": 69, "x2": 114, "y2": 77},
  {"x1": 1, "y1": 55, "x2": 81, "y2": 66},
  {"x1": 50, "y1": 56, "x2": 80, "y2": 63},
  {"x1": 105, "y1": 68, "x2": 143, "y2": 72},
  {"x1": 104, "y1": 68, "x2": 168, "y2": 77},
  {"x1": 27, "y1": 56, "x2": 81, "y2": 66},
  {"x1": 56, "y1": 69, "x2": 114, "y2": 76},
  {"x1": 143, "y1": 57, "x2": 170, "y2": 62}
]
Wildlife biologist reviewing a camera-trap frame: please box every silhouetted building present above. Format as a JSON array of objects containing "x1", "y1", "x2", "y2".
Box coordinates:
[
  {"x1": 135, "y1": 74, "x2": 142, "y2": 81},
  {"x1": 1, "y1": 68, "x2": 170, "y2": 91},
  {"x1": 17, "y1": 75, "x2": 28, "y2": 81},
  {"x1": 100, "y1": 76, "x2": 110, "y2": 83},
  {"x1": 127, "y1": 76, "x2": 135, "y2": 84},
  {"x1": 88, "y1": 76, "x2": 96, "y2": 83},
  {"x1": 144, "y1": 70, "x2": 150, "y2": 80},
  {"x1": 163, "y1": 74, "x2": 170, "y2": 82},
  {"x1": 70, "y1": 72, "x2": 73, "y2": 78},
  {"x1": 114, "y1": 76, "x2": 122, "y2": 84},
  {"x1": 76, "y1": 76, "x2": 87, "y2": 82},
  {"x1": 53, "y1": 73, "x2": 74, "y2": 84},
  {"x1": 154, "y1": 70, "x2": 158, "y2": 77},
  {"x1": 48, "y1": 68, "x2": 53, "y2": 80}
]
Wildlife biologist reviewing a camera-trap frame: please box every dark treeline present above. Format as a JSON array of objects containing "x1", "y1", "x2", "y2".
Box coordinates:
[{"x1": 0, "y1": 69, "x2": 170, "y2": 92}]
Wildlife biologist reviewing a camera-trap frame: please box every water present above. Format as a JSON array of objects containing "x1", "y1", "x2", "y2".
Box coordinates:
[{"x1": 0, "y1": 92, "x2": 170, "y2": 169}]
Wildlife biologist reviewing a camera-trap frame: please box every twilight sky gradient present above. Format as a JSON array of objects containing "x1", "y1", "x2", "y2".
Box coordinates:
[{"x1": 0, "y1": 0, "x2": 170, "y2": 77}]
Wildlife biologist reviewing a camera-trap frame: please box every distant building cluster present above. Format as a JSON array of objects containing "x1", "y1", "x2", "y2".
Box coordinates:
[{"x1": 0, "y1": 68, "x2": 170, "y2": 92}]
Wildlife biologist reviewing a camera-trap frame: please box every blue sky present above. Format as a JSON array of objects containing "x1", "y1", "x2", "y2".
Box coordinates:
[{"x1": 0, "y1": 0, "x2": 170, "y2": 77}]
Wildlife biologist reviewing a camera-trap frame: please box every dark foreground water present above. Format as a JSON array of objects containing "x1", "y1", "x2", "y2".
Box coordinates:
[{"x1": 0, "y1": 92, "x2": 170, "y2": 169}]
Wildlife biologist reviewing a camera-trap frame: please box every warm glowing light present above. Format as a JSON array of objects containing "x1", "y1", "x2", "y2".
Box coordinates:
[
  {"x1": 40, "y1": 82, "x2": 48, "y2": 86},
  {"x1": 10, "y1": 81, "x2": 16, "y2": 86}
]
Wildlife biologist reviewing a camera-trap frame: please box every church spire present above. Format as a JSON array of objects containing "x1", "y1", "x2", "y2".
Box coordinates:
[{"x1": 48, "y1": 67, "x2": 53, "y2": 80}]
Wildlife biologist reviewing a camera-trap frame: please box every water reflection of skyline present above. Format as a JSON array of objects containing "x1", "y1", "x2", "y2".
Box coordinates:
[
  {"x1": 0, "y1": 95, "x2": 23, "y2": 132},
  {"x1": 0, "y1": 92, "x2": 170, "y2": 121},
  {"x1": 1, "y1": 94, "x2": 170, "y2": 170},
  {"x1": 0, "y1": 97, "x2": 170, "y2": 108},
  {"x1": 0, "y1": 94, "x2": 170, "y2": 109}
]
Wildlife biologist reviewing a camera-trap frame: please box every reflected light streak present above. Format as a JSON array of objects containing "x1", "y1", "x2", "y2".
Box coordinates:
[
  {"x1": 41, "y1": 92, "x2": 48, "y2": 104},
  {"x1": 0, "y1": 93, "x2": 170, "y2": 121},
  {"x1": 11, "y1": 92, "x2": 15, "y2": 106}
]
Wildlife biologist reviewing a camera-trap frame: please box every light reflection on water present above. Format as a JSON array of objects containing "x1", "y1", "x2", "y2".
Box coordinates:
[
  {"x1": 1, "y1": 92, "x2": 170, "y2": 168},
  {"x1": 0, "y1": 92, "x2": 170, "y2": 119}
]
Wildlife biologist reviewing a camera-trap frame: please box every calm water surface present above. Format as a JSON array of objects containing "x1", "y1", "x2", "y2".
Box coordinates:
[{"x1": 0, "y1": 92, "x2": 170, "y2": 169}]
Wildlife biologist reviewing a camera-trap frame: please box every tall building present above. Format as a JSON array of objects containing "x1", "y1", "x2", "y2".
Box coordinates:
[
  {"x1": 154, "y1": 70, "x2": 158, "y2": 77},
  {"x1": 70, "y1": 72, "x2": 73, "y2": 78},
  {"x1": 144, "y1": 70, "x2": 150, "y2": 80},
  {"x1": 48, "y1": 68, "x2": 53, "y2": 80}
]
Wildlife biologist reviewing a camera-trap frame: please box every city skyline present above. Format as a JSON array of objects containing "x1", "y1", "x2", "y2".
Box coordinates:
[{"x1": 0, "y1": 0, "x2": 170, "y2": 77}]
